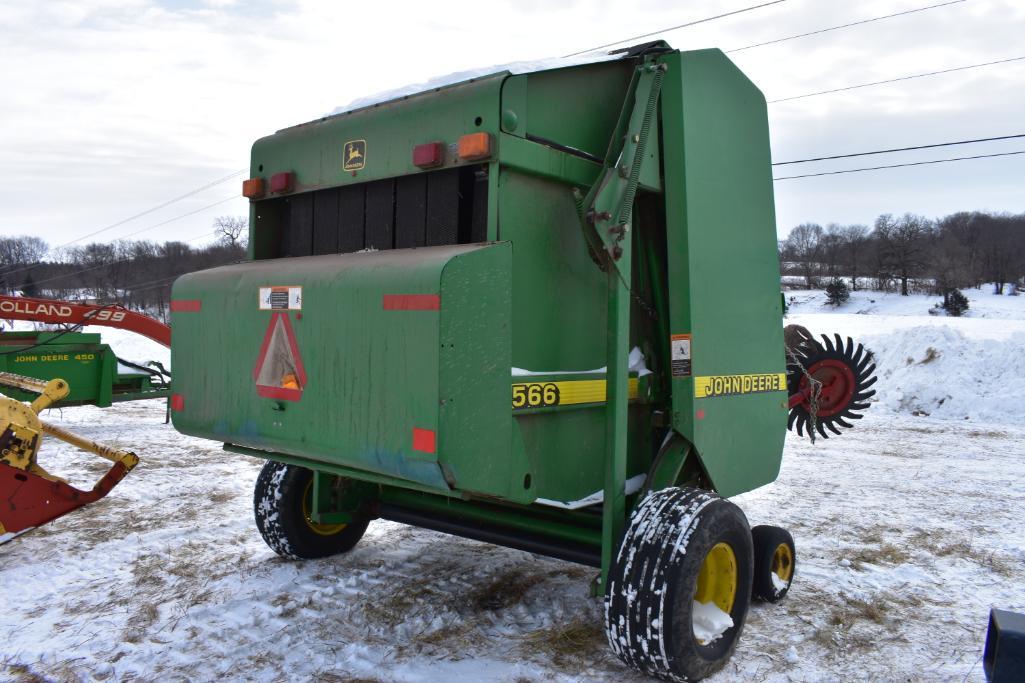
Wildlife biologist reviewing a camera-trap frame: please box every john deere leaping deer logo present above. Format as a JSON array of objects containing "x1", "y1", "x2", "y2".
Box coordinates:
[{"x1": 343, "y1": 139, "x2": 366, "y2": 171}]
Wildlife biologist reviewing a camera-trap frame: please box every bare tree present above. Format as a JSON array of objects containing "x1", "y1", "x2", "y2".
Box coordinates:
[
  {"x1": 784, "y1": 223, "x2": 823, "y2": 289},
  {"x1": 875, "y1": 213, "x2": 932, "y2": 296},
  {"x1": 821, "y1": 225, "x2": 846, "y2": 278},
  {"x1": 838, "y1": 224, "x2": 869, "y2": 290},
  {"x1": 0, "y1": 236, "x2": 48, "y2": 294},
  {"x1": 214, "y1": 215, "x2": 248, "y2": 249}
]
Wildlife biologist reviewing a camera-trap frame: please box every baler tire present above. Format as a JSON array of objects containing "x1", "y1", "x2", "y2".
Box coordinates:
[
  {"x1": 751, "y1": 525, "x2": 796, "y2": 603},
  {"x1": 253, "y1": 461, "x2": 369, "y2": 560},
  {"x1": 605, "y1": 486, "x2": 753, "y2": 682}
]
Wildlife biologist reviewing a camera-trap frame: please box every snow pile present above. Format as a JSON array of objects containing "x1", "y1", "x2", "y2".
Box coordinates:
[
  {"x1": 861, "y1": 326, "x2": 1025, "y2": 422},
  {"x1": 329, "y1": 53, "x2": 618, "y2": 116},
  {"x1": 786, "y1": 285, "x2": 1024, "y2": 320},
  {"x1": 512, "y1": 346, "x2": 652, "y2": 377},
  {"x1": 692, "y1": 601, "x2": 733, "y2": 644},
  {"x1": 770, "y1": 572, "x2": 789, "y2": 595}
]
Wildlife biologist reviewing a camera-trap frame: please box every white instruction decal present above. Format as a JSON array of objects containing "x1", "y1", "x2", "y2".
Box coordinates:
[
  {"x1": 259, "y1": 286, "x2": 302, "y2": 310},
  {"x1": 671, "y1": 333, "x2": 692, "y2": 377}
]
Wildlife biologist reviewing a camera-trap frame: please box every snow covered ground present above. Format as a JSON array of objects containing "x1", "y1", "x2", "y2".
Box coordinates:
[{"x1": 3, "y1": 288, "x2": 1024, "y2": 682}]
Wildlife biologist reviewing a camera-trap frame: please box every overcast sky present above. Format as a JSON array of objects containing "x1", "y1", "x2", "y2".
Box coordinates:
[{"x1": 1, "y1": 0, "x2": 1022, "y2": 252}]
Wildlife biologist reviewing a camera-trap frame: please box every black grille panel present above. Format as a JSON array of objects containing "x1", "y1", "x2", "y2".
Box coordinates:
[{"x1": 265, "y1": 166, "x2": 487, "y2": 259}]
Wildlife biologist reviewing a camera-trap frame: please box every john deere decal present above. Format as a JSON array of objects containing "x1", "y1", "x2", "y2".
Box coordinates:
[{"x1": 343, "y1": 139, "x2": 366, "y2": 171}]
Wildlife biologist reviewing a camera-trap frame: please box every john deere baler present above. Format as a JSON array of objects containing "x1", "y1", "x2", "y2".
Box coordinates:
[{"x1": 170, "y1": 43, "x2": 876, "y2": 680}]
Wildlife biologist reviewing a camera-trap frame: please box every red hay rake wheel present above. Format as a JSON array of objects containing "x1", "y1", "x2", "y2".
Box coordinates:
[{"x1": 787, "y1": 333, "x2": 877, "y2": 439}]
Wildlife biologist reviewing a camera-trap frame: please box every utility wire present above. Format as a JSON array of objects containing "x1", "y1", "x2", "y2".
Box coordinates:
[
  {"x1": 773, "y1": 149, "x2": 1025, "y2": 180},
  {"x1": 117, "y1": 195, "x2": 237, "y2": 239},
  {"x1": 61, "y1": 169, "x2": 244, "y2": 247},
  {"x1": 563, "y1": 0, "x2": 787, "y2": 58},
  {"x1": 769, "y1": 55, "x2": 1025, "y2": 103},
  {"x1": 774, "y1": 133, "x2": 1025, "y2": 165},
  {"x1": 3, "y1": 194, "x2": 238, "y2": 281},
  {"x1": 727, "y1": 0, "x2": 967, "y2": 53}
]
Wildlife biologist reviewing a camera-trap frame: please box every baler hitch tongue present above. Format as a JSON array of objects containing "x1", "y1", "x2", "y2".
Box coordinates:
[{"x1": 0, "y1": 371, "x2": 139, "y2": 545}]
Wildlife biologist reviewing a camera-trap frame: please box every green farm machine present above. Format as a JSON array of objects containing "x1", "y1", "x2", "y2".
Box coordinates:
[{"x1": 169, "y1": 43, "x2": 876, "y2": 679}]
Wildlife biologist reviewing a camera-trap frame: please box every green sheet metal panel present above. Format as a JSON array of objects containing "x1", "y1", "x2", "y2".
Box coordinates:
[
  {"x1": 660, "y1": 49, "x2": 787, "y2": 497},
  {"x1": 171, "y1": 243, "x2": 518, "y2": 499},
  {"x1": 248, "y1": 76, "x2": 506, "y2": 259},
  {"x1": 437, "y1": 241, "x2": 524, "y2": 501},
  {"x1": 495, "y1": 166, "x2": 654, "y2": 505},
  {"x1": 0, "y1": 332, "x2": 115, "y2": 407}
]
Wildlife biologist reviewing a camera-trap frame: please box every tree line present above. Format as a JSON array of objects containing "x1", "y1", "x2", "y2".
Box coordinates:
[
  {"x1": 779, "y1": 211, "x2": 1025, "y2": 296},
  {"x1": 0, "y1": 217, "x2": 247, "y2": 321}
]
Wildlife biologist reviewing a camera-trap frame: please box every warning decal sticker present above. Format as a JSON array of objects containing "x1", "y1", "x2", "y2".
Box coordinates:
[
  {"x1": 253, "y1": 312, "x2": 307, "y2": 402},
  {"x1": 694, "y1": 373, "x2": 787, "y2": 399},
  {"x1": 670, "y1": 333, "x2": 692, "y2": 377},
  {"x1": 259, "y1": 286, "x2": 302, "y2": 311}
]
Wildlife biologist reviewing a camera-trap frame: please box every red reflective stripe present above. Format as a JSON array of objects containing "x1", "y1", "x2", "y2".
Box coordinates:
[
  {"x1": 256, "y1": 385, "x2": 303, "y2": 402},
  {"x1": 171, "y1": 393, "x2": 184, "y2": 411},
  {"x1": 171, "y1": 299, "x2": 201, "y2": 312},
  {"x1": 412, "y1": 428, "x2": 436, "y2": 454},
  {"x1": 383, "y1": 294, "x2": 440, "y2": 310}
]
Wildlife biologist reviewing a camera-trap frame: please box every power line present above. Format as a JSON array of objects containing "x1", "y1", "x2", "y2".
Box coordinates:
[
  {"x1": 2, "y1": 193, "x2": 239, "y2": 281},
  {"x1": 773, "y1": 149, "x2": 1025, "y2": 180},
  {"x1": 562, "y1": 0, "x2": 787, "y2": 58},
  {"x1": 774, "y1": 133, "x2": 1025, "y2": 165},
  {"x1": 117, "y1": 195, "x2": 237, "y2": 239},
  {"x1": 769, "y1": 55, "x2": 1025, "y2": 103},
  {"x1": 727, "y1": 0, "x2": 967, "y2": 53},
  {"x1": 61, "y1": 168, "x2": 244, "y2": 247}
]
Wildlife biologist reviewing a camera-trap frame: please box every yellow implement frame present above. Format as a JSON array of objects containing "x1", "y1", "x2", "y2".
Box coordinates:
[{"x1": 0, "y1": 371, "x2": 139, "y2": 542}]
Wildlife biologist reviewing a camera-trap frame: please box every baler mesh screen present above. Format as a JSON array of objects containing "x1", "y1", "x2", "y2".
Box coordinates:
[{"x1": 265, "y1": 166, "x2": 488, "y2": 258}]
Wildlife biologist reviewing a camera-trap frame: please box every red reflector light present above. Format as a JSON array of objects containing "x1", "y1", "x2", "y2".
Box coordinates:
[
  {"x1": 457, "y1": 132, "x2": 491, "y2": 161},
  {"x1": 270, "y1": 172, "x2": 293, "y2": 193},
  {"x1": 412, "y1": 427, "x2": 436, "y2": 454},
  {"x1": 242, "y1": 178, "x2": 264, "y2": 199},
  {"x1": 413, "y1": 142, "x2": 444, "y2": 168}
]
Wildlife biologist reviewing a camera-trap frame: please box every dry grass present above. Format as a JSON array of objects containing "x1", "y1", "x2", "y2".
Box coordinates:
[
  {"x1": 208, "y1": 489, "x2": 235, "y2": 505},
  {"x1": 918, "y1": 347, "x2": 941, "y2": 364},
  {"x1": 967, "y1": 429, "x2": 1007, "y2": 439},
  {"x1": 812, "y1": 592, "x2": 924, "y2": 654},
  {"x1": 849, "y1": 542, "x2": 913, "y2": 569},
  {"x1": 517, "y1": 616, "x2": 608, "y2": 668},
  {"x1": 467, "y1": 568, "x2": 547, "y2": 611},
  {"x1": 912, "y1": 530, "x2": 1019, "y2": 578}
]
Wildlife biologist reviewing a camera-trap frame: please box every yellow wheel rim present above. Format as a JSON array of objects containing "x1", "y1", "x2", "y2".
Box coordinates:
[
  {"x1": 771, "y1": 543, "x2": 794, "y2": 584},
  {"x1": 694, "y1": 542, "x2": 738, "y2": 614},
  {"x1": 301, "y1": 480, "x2": 348, "y2": 536}
]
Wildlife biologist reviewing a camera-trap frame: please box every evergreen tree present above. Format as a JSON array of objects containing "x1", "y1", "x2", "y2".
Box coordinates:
[
  {"x1": 942, "y1": 289, "x2": 969, "y2": 317},
  {"x1": 825, "y1": 277, "x2": 850, "y2": 306}
]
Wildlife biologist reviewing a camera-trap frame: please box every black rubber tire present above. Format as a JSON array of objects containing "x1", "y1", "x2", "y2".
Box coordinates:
[
  {"x1": 751, "y1": 525, "x2": 796, "y2": 603},
  {"x1": 605, "y1": 487, "x2": 754, "y2": 682},
  {"x1": 253, "y1": 461, "x2": 369, "y2": 560}
]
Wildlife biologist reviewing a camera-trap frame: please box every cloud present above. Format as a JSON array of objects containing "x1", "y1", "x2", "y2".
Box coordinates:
[{"x1": 0, "y1": 0, "x2": 1021, "y2": 249}]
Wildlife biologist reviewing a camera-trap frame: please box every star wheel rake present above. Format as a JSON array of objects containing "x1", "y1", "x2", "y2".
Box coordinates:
[{"x1": 786, "y1": 333, "x2": 877, "y2": 440}]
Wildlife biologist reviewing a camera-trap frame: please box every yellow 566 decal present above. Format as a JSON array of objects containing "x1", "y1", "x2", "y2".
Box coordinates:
[
  {"x1": 694, "y1": 373, "x2": 787, "y2": 399},
  {"x1": 512, "y1": 379, "x2": 639, "y2": 410}
]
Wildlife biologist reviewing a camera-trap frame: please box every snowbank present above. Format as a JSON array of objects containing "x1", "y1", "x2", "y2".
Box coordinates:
[{"x1": 861, "y1": 326, "x2": 1025, "y2": 423}]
